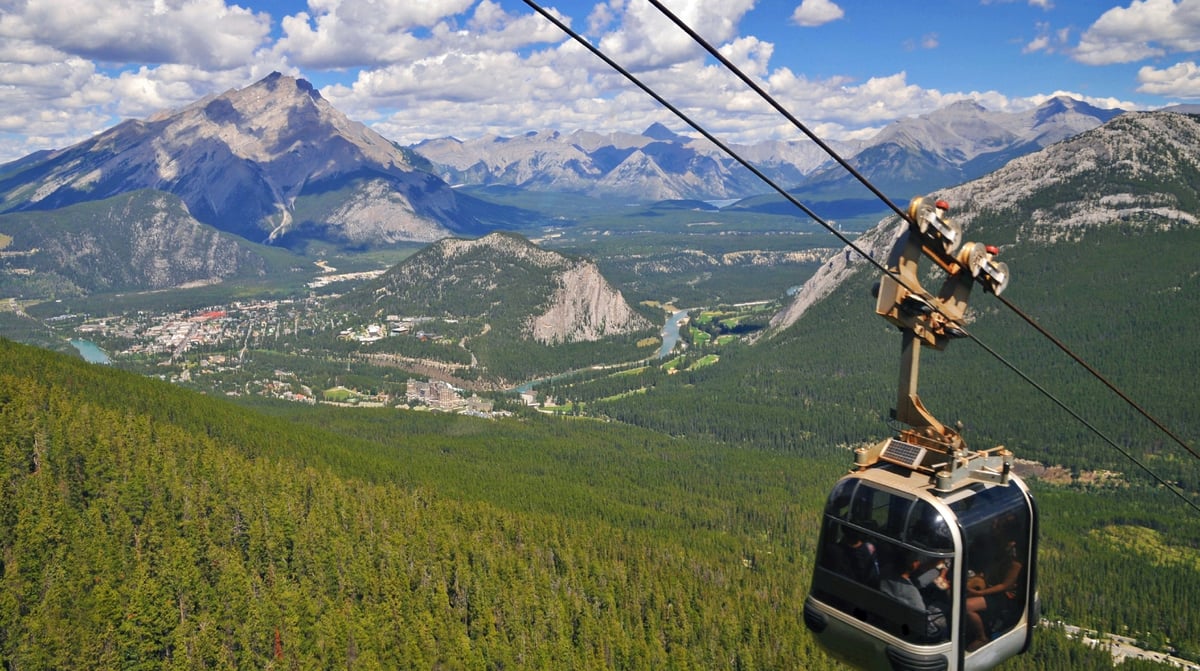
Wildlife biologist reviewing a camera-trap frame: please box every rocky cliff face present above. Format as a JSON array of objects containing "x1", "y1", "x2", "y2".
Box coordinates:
[{"x1": 529, "y1": 263, "x2": 652, "y2": 344}]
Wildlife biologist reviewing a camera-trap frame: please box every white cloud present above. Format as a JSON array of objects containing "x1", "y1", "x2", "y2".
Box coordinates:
[
  {"x1": 465, "y1": 0, "x2": 571, "y2": 51},
  {"x1": 1137, "y1": 61, "x2": 1200, "y2": 97},
  {"x1": 0, "y1": 0, "x2": 271, "y2": 69},
  {"x1": 1023, "y1": 21, "x2": 1070, "y2": 55},
  {"x1": 0, "y1": 56, "x2": 113, "y2": 156},
  {"x1": 592, "y1": 0, "x2": 755, "y2": 71},
  {"x1": 275, "y1": 0, "x2": 477, "y2": 69},
  {"x1": 1074, "y1": 0, "x2": 1200, "y2": 66},
  {"x1": 343, "y1": 28, "x2": 955, "y2": 149},
  {"x1": 0, "y1": 0, "x2": 1166, "y2": 166},
  {"x1": 1024, "y1": 34, "x2": 1052, "y2": 54},
  {"x1": 790, "y1": 0, "x2": 844, "y2": 28},
  {"x1": 904, "y1": 33, "x2": 939, "y2": 51},
  {"x1": 718, "y1": 36, "x2": 775, "y2": 78}
]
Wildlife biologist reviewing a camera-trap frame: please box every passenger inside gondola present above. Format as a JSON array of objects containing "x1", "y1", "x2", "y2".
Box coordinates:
[
  {"x1": 813, "y1": 482, "x2": 957, "y2": 645},
  {"x1": 881, "y1": 551, "x2": 951, "y2": 643},
  {"x1": 841, "y1": 528, "x2": 881, "y2": 587},
  {"x1": 965, "y1": 518, "x2": 1025, "y2": 651}
]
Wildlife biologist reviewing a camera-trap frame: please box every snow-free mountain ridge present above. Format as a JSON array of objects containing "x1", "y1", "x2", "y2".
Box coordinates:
[
  {"x1": 0, "y1": 73, "x2": 492, "y2": 247},
  {"x1": 414, "y1": 97, "x2": 1125, "y2": 203}
]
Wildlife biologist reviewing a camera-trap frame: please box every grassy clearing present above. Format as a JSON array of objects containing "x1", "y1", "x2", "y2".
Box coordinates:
[
  {"x1": 1091, "y1": 524, "x2": 1200, "y2": 571},
  {"x1": 323, "y1": 386, "x2": 358, "y2": 402},
  {"x1": 598, "y1": 387, "x2": 648, "y2": 402},
  {"x1": 612, "y1": 366, "x2": 650, "y2": 377},
  {"x1": 661, "y1": 355, "x2": 685, "y2": 371}
]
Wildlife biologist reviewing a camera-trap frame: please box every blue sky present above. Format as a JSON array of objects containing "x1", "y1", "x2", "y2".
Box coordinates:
[{"x1": 1, "y1": 0, "x2": 1198, "y2": 163}]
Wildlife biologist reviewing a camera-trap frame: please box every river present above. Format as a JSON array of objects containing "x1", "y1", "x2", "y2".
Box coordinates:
[
  {"x1": 70, "y1": 339, "x2": 111, "y2": 365},
  {"x1": 513, "y1": 309, "x2": 691, "y2": 393},
  {"x1": 658, "y1": 309, "x2": 689, "y2": 359}
]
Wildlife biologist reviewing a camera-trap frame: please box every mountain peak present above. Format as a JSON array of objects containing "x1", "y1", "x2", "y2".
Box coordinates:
[
  {"x1": 0, "y1": 71, "x2": 487, "y2": 252},
  {"x1": 1032, "y1": 95, "x2": 1121, "y2": 126},
  {"x1": 240, "y1": 71, "x2": 319, "y2": 102},
  {"x1": 642, "y1": 122, "x2": 680, "y2": 141},
  {"x1": 943, "y1": 99, "x2": 988, "y2": 112}
]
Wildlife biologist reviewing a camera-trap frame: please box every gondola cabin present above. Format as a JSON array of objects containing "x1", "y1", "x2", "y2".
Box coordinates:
[
  {"x1": 804, "y1": 197, "x2": 1038, "y2": 671},
  {"x1": 804, "y1": 447, "x2": 1038, "y2": 671}
]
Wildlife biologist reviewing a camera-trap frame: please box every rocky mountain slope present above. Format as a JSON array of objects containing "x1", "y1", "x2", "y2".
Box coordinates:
[
  {"x1": 355, "y1": 232, "x2": 652, "y2": 345},
  {"x1": 0, "y1": 73, "x2": 507, "y2": 248},
  {"x1": 769, "y1": 110, "x2": 1200, "y2": 334},
  {"x1": 414, "y1": 122, "x2": 840, "y2": 202},
  {"x1": 796, "y1": 96, "x2": 1124, "y2": 198},
  {"x1": 0, "y1": 190, "x2": 268, "y2": 297},
  {"x1": 415, "y1": 98, "x2": 1123, "y2": 204}
]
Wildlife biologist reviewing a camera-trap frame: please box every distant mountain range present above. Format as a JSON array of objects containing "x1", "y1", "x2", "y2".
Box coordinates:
[
  {"x1": 413, "y1": 122, "x2": 841, "y2": 202},
  {"x1": 413, "y1": 97, "x2": 1125, "y2": 203}
]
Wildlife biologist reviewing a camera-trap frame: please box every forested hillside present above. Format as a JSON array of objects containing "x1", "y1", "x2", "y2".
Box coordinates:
[
  {"x1": 3, "y1": 337, "x2": 1199, "y2": 669},
  {"x1": 0, "y1": 338, "x2": 834, "y2": 669}
]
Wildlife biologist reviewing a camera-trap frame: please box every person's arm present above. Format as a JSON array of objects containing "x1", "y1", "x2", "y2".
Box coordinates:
[{"x1": 974, "y1": 561, "x2": 1022, "y2": 596}]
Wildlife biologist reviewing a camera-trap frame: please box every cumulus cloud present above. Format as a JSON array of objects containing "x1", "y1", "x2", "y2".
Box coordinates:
[
  {"x1": 0, "y1": 0, "x2": 1166, "y2": 165},
  {"x1": 275, "y1": 0, "x2": 471, "y2": 69},
  {"x1": 1074, "y1": 0, "x2": 1200, "y2": 66},
  {"x1": 1023, "y1": 22, "x2": 1071, "y2": 55},
  {"x1": 0, "y1": 0, "x2": 271, "y2": 69},
  {"x1": 1137, "y1": 60, "x2": 1200, "y2": 97},
  {"x1": 593, "y1": 0, "x2": 755, "y2": 71},
  {"x1": 275, "y1": 0, "x2": 569, "y2": 70},
  {"x1": 718, "y1": 36, "x2": 775, "y2": 78},
  {"x1": 791, "y1": 0, "x2": 844, "y2": 27}
]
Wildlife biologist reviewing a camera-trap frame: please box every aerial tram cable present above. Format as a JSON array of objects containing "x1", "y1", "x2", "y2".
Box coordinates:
[
  {"x1": 646, "y1": 0, "x2": 1200, "y2": 468},
  {"x1": 643, "y1": 0, "x2": 909, "y2": 223},
  {"x1": 954, "y1": 323, "x2": 1200, "y2": 514},
  {"x1": 521, "y1": 0, "x2": 1198, "y2": 510},
  {"x1": 995, "y1": 293, "x2": 1200, "y2": 464}
]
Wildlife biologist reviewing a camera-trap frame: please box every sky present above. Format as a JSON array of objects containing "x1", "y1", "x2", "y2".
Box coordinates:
[{"x1": 2, "y1": 0, "x2": 1200, "y2": 164}]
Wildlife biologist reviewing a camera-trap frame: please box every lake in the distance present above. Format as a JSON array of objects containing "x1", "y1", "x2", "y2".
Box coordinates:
[{"x1": 70, "y1": 339, "x2": 111, "y2": 365}]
